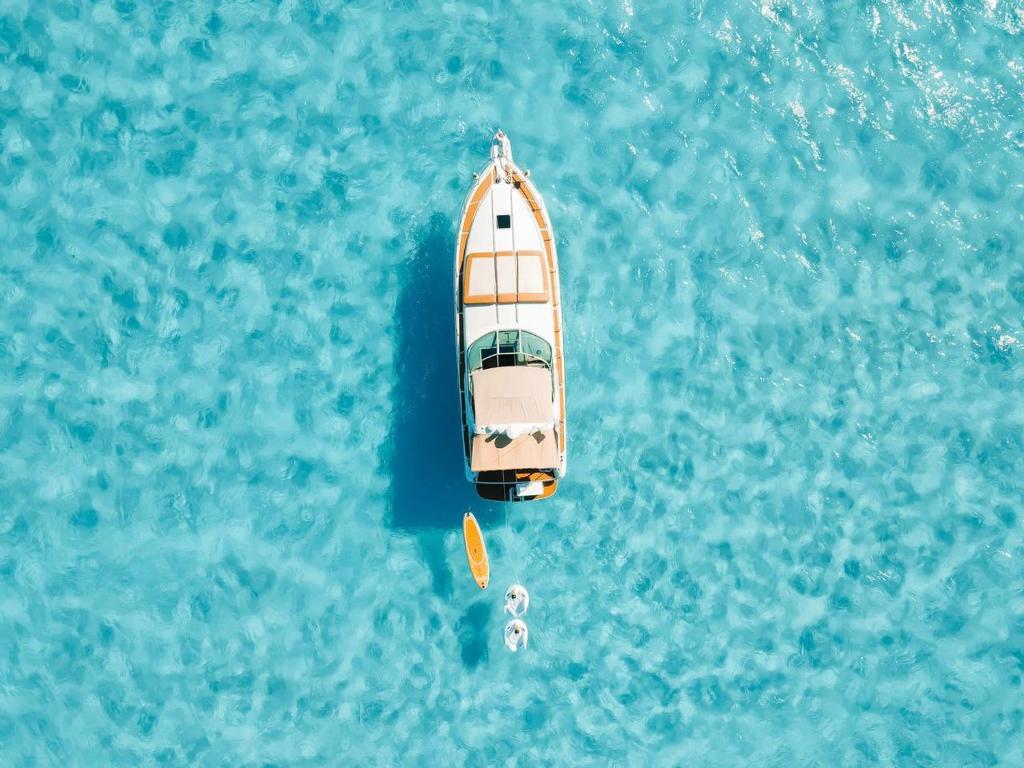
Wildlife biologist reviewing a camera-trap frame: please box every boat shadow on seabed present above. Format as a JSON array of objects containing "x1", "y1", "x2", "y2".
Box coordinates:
[{"x1": 384, "y1": 213, "x2": 501, "y2": 665}]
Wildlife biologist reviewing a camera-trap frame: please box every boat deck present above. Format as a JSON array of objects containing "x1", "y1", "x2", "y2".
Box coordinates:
[{"x1": 454, "y1": 135, "x2": 567, "y2": 500}]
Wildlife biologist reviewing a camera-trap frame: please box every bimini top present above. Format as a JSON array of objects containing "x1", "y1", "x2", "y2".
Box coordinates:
[
  {"x1": 470, "y1": 367, "x2": 553, "y2": 434},
  {"x1": 470, "y1": 366, "x2": 557, "y2": 472}
]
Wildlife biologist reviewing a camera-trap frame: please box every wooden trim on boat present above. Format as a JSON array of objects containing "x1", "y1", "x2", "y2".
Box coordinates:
[
  {"x1": 456, "y1": 170, "x2": 494, "y2": 461},
  {"x1": 457, "y1": 170, "x2": 494, "y2": 266},
  {"x1": 517, "y1": 470, "x2": 558, "y2": 500},
  {"x1": 511, "y1": 171, "x2": 566, "y2": 455}
]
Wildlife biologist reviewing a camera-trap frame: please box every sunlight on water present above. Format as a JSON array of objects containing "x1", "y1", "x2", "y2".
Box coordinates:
[{"x1": 0, "y1": 1, "x2": 1022, "y2": 765}]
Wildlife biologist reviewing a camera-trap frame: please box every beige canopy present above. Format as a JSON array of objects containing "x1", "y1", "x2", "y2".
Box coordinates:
[
  {"x1": 470, "y1": 367, "x2": 553, "y2": 427},
  {"x1": 471, "y1": 429, "x2": 559, "y2": 471}
]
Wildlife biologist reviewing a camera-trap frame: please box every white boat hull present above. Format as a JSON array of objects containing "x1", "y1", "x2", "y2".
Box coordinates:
[{"x1": 454, "y1": 133, "x2": 567, "y2": 501}]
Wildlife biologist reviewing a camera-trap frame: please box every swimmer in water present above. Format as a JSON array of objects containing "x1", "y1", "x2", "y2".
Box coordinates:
[
  {"x1": 504, "y1": 584, "x2": 530, "y2": 618},
  {"x1": 504, "y1": 619, "x2": 528, "y2": 652}
]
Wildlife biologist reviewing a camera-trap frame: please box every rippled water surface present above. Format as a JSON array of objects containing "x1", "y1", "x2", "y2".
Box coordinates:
[{"x1": 2, "y1": 1, "x2": 1023, "y2": 765}]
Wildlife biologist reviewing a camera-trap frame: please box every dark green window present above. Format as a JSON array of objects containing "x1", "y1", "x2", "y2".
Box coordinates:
[{"x1": 466, "y1": 330, "x2": 552, "y2": 371}]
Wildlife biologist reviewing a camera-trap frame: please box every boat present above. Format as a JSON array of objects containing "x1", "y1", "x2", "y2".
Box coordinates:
[{"x1": 454, "y1": 131, "x2": 567, "y2": 501}]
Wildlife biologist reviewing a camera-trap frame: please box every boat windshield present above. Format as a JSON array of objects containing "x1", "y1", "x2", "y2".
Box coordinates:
[{"x1": 467, "y1": 330, "x2": 552, "y2": 371}]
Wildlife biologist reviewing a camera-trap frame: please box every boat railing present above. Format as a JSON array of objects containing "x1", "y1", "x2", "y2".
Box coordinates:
[
  {"x1": 490, "y1": 130, "x2": 514, "y2": 182},
  {"x1": 472, "y1": 351, "x2": 552, "y2": 372}
]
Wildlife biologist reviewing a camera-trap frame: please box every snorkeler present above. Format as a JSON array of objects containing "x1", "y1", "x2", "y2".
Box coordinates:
[{"x1": 504, "y1": 584, "x2": 530, "y2": 617}]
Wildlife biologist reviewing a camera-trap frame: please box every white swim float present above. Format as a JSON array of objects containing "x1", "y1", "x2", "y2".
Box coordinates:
[
  {"x1": 504, "y1": 619, "x2": 529, "y2": 652},
  {"x1": 504, "y1": 584, "x2": 530, "y2": 617}
]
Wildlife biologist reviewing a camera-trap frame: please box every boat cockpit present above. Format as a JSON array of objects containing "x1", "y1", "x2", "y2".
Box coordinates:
[{"x1": 466, "y1": 329, "x2": 552, "y2": 372}]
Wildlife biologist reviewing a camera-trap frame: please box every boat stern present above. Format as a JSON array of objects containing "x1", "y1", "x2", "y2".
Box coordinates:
[{"x1": 475, "y1": 470, "x2": 558, "y2": 502}]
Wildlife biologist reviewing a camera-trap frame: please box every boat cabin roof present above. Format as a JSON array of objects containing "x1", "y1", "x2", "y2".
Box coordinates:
[{"x1": 471, "y1": 366, "x2": 553, "y2": 427}]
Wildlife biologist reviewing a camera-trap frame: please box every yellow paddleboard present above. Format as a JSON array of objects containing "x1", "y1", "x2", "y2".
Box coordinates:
[{"x1": 462, "y1": 512, "x2": 489, "y2": 589}]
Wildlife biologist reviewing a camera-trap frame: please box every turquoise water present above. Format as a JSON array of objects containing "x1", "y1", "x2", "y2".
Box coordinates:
[{"x1": 2, "y1": 0, "x2": 1023, "y2": 764}]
